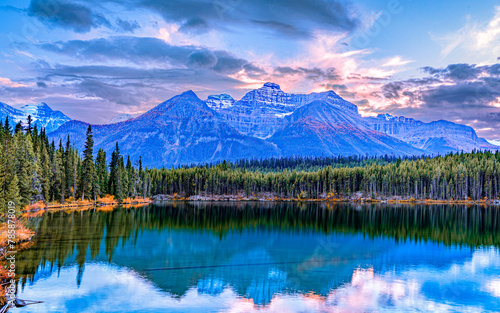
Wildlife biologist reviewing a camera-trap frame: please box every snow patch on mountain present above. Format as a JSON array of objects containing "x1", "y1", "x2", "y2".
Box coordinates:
[
  {"x1": 0, "y1": 102, "x2": 70, "y2": 133},
  {"x1": 487, "y1": 139, "x2": 500, "y2": 146},
  {"x1": 108, "y1": 113, "x2": 136, "y2": 124}
]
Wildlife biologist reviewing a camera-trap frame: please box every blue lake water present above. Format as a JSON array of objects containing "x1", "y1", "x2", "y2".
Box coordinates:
[{"x1": 11, "y1": 202, "x2": 500, "y2": 312}]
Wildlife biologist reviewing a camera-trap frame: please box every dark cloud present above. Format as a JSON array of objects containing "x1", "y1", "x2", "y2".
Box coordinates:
[
  {"x1": 28, "y1": 0, "x2": 111, "y2": 33},
  {"x1": 178, "y1": 17, "x2": 209, "y2": 34},
  {"x1": 274, "y1": 67, "x2": 300, "y2": 75},
  {"x1": 322, "y1": 84, "x2": 347, "y2": 91},
  {"x1": 186, "y1": 50, "x2": 218, "y2": 68},
  {"x1": 36, "y1": 81, "x2": 47, "y2": 88},
  {"x1": 16, "y1": 62, "x2": 245, "y2": 107},
  {"x1": 273, "y1": 66, "x2": 339, "y2": 81},
  {"x1": 40, "y1": 36, "x2": 256, "y2": 76},
  {"x1": 243, "y1": 63, "x2": 266, "y2": 78},
  {"x1": 382, "y1": 82, "x2": 403, "y2": 99},
  {"x1": 101, "y1": 0, "x2": 358, "y2": 38},
  {"x1": 422, "y1": 63, "x2": 482, "y2": 81},
  {"x1": 116, "y1": 18, "x2": 140, "y2": 33},
  {"x1": 40, "y1": 36, "x2": 191, "y2": 63},
  {"x1": 211, "y1": 51, "x2": 247, "y2": 74},
  {"x1": 252, "y1": 20, "x2": 310, "y2": 38}
]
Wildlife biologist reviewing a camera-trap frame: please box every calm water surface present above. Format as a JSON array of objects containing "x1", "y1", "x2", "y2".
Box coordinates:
[{"x1": 11, "y1": 202, "x2": 500, "y2": 312}]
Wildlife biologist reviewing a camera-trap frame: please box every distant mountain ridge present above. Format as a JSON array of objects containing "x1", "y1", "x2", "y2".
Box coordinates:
[
  {"x1": 2, "y1": 82, "x2": 497, "y2": 167},
  {"x1": 0, "y1": 102, "x2": 70, "y2": 133},
  {"x1": 365, "y1": 113, "x2": 497, "y2": 154}
]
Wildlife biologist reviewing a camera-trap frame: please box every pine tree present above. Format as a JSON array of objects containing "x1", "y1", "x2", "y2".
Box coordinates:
[
  {"x1": 4, "y1": 116, "x2": 11, "y2": 136},
  {"x1": 27, "y1": 115, "x2": 33, "y2": 134},
  {"x1": 14, "y1": 121, "x2": 22, "y2": 134},
  {"x1": 109, "y1": 142, "x2": 123, "y2": 201},
  {"x1": 80, "y1": 126, "x2": 95, "y2": 200},
  {"x1": 95, "y1": 149, "x2": 108, "y2": 197}
]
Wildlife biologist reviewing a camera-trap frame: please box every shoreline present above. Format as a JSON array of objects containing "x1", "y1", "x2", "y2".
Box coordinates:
[{"x1": 152, "y1": 194, "x2": 500, "y2": 205}]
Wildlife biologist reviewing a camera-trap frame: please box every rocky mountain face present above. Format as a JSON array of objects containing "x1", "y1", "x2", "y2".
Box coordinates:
[
  {"x1": 49, "y1": 91, "x2": 280, "y2": 168},
  {"x1": 268, "y1": 98, "x2": 424, "y2": 157},
  {"x1": 206, "y1": 94, "x2": 235, "y2": 110},
  {"x1": 213, "y1": 83, "x2": 355, "y2": 139},
  {"x1": 366, "y1": 114, "x2": 498, "y2": 153},
  {"x1": 0, "y1": 102, "x2": 70, "y2": 133}
]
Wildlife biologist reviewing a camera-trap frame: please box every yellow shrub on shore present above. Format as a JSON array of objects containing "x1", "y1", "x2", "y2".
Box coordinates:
[
  {"x1": 23, "y1": 201, "x2": 46, "y2": 211},
  {"x1": 97, "y1": 195, "x2": 117, "y2": 204}
]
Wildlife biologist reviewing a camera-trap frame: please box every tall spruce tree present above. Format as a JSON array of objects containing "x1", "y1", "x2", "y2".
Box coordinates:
[
  {"x1": 80, "y1": 125, "x2": 94, "y2": 200},
  {"x1": 109, "y1": 142, "x2": 123, "y2": 201}
]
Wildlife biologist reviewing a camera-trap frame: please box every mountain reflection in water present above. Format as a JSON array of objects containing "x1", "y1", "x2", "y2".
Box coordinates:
[{"x1": 13, "y1": 202, "x2": 500, "y2": 312}]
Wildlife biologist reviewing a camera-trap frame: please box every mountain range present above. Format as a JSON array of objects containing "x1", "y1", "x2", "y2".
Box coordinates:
[{"x1": 0, "y1": 83, "x2": 497, "y2": 167}]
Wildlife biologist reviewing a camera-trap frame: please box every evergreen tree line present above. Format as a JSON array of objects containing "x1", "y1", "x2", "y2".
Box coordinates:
[
  {"x1": 0, "y1": 117, "x2": 151, "y2": 214},
  {"x1": 147, "y1": 151, "x2": 500, "y2": 201},
  {"x1": 218, "y1": 154, "x2": 425, "y2": 173}
]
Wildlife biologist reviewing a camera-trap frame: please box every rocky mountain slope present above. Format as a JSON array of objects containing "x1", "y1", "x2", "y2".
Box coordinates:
[
  {"x1": 366, "y1": 114, "x2": 498, "y2": 153},
  {"x1": 269, "y1": 97, "x2": 424, "y2": 157}
]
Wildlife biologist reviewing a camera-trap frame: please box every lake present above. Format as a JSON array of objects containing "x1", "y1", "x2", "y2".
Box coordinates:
[{"x1": 11, "y1": 202, "x2": 500, "y2": 312}]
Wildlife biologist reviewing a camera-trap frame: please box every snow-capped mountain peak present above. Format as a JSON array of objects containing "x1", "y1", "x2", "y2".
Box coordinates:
[
  {"x1": 0, "y1": 102, "x2": 70, "y2": 133},
  {"x1": 377, "y1": 113, "x2": 396, "y2": 121},
  {"x1": 206, "y1": 94, "x2": 235, "y2": 109}
]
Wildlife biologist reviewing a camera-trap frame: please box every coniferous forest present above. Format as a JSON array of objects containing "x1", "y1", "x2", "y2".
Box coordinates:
[
  {"x1": 2, "y1": 116, "x2": 500, "y2": 216},
  {"x1": 0, "y1": 117, "x2": 151, "y2": 214}
]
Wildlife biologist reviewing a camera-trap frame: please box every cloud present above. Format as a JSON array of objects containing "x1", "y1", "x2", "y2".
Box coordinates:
[
  {"x1": 432, "y1": 6, "x2": 500, "y2": 62},
  {"x1": 0, "y1": 77, "x2": 27, "y2": 88},
  {"x1": 186, "y1": 50, "x2": 218, "y2": 68},
  {"x1": 382, "y1": 56, "x2": 413, "y2": 67},
  {"x1": 251, "y1": 20, "x2": 311, "y2": 39},
  {"x1": 28, "y1": 0, "x2": 111, "y2": 33},
  {"x1": 422, "y1": 63, "x2": 482, "y2": 81},
  {"x1": 116, "y1": 18, "x2": 140, "y2": 33},
  {"x1": 39, "y1": 36, "x2": 257, "y2": 76},
  {"x1": 273, "y1": 66, "x2": 339, "y2": 81},
  {"x1": 102, "y1": 0, "x2": 359, "y2": 39}
]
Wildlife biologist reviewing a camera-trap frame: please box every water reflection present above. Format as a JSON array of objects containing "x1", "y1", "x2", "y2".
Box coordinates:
[{"x1": 13, "y1": 202, "x2": 500, "y2": 312}]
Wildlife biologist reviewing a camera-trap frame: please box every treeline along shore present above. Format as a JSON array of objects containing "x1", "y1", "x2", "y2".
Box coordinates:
[
  {"x1": 150, "y1": 151, "x2": 500, "y2": 203},
  {"x1": 1, "y1": 116, "x2": 500, "y2": 216}
]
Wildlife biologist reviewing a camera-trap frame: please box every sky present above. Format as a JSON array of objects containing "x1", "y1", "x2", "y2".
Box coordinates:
[{"x1": 0, "y1": 0, "x2": 499, "y2": 139}]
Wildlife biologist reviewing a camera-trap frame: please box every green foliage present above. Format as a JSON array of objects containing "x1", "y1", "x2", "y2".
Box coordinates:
[{"x1": 147, "y1": 151, "x2": 500, "y2": 200}]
